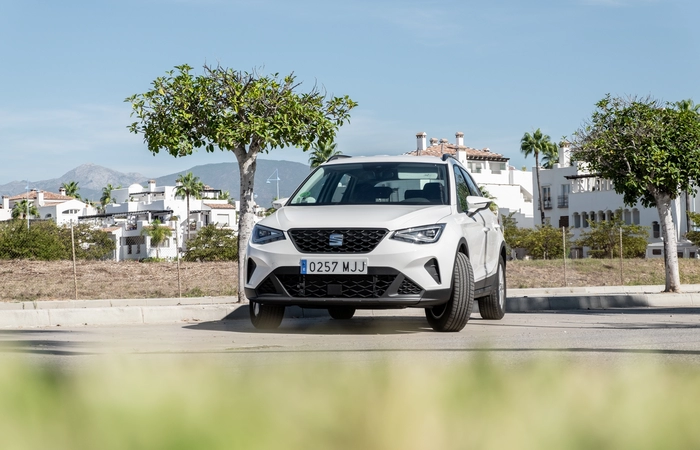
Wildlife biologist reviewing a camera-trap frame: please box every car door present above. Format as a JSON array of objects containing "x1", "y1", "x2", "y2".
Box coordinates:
[
  {"x1": 452, "y1": 165, "x2": 487, "y2": 282},
  {"x1": 461, "y1": 166, "x2": 501, "y2": 278}
]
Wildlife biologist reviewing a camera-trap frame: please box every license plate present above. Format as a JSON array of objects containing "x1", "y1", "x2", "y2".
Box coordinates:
[{"x1": 300, "y1": 258, "x2": 368, "y2": 275}]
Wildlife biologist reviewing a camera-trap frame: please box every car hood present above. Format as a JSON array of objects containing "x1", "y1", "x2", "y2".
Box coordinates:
[{"x1": 262, "y1": 205, "x2": 453, "y2": 230}]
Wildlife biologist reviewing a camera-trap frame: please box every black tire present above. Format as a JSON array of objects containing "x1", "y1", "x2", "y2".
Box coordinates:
[
  {"x1": 425, "y1": 252, "x2": 474, "y2": 332},
  {"x1": 328, "y1": 306, "x2": 356, "y2": 320},
  {"x1": 478, "y1": 256, "x2": 506, "y2": 320},
  {"x1": 249, "y1": 301, "x2": 285, "y2": 330}
]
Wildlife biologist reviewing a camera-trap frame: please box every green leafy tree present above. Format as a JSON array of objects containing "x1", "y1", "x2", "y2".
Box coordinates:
[
  {"x1": 218, "y1": 190, "x2": 231, "y2": 201},
  {"x1": 174, "y1": 172, "x2": 204, "y2": 242},
  {"x1": 141, "y1": 219, "x2": 172, "y2": 259},
  {"x1": 127, "y1": 63, "x2": 356, "y2": 300},
  {"x1": 0, "y1": 220, "x2": 67, "y2": 260},
  {"x1": 520, "y1": 129, "x2": 558, "y2": 224},
  {"x1": 61, "y1": 181, "x2": 81, "y2": 200},
  {"x1": 11, "y1": 199, "x2": 38, "y2": 220},
  {"x1": 183, "y1": 224, "x2": 238, "y2": 262},
  {"x1": 686, "y1": 211, "x2": 700, "y2": 247},
  {"x1": 308, "y1": 140, "x2": 342, "y2": 168},
  {"x1": 572, "y1": 95, "x2": 700, "y2": 292},
  {"x1": 501, "y1": 212, "x2": 528, "y2": 254},
  {"x1": 575, "y1": 211, "x2": 649, "y2": 258},
  {"x1": 520, "y1": 225, "x2": 572, "y2": 260},
  {"x1": 676, "y1": 99, "x2": 700, "y2": 235}
]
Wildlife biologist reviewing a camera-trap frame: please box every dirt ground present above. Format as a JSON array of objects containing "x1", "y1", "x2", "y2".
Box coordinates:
[{"x1": 2, "y1": 258, "x2": 700, "y2": 302}]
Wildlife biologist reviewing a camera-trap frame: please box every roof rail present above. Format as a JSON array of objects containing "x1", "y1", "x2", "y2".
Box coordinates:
[{"x1": 327, "y1": 154, "x2": 352, "y2": 162}]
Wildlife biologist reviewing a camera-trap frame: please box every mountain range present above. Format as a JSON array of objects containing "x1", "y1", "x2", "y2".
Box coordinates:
[{"x1": 0, "y1": 160, "x2": 311, "y2": 209}]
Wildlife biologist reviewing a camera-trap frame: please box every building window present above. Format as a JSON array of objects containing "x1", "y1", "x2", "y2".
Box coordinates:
[
  {"x1": 559, "y1": 216, "x2": 569, "y2": 228},
  {"x1": 542, "y1": 186, "x2": 552, "y2": 209},
  {"x1": 652, "y1": 249, "x2": 662, "y2": 255},
  {"x1": 573, "y1": 213, "x2": 581, "y2": 228},
  {"x1": 652, "y1": 222, "x2": 660, "y2": 238},
  {"x1": 633, "y1": 209, "x2": 640, "y2": 225}
]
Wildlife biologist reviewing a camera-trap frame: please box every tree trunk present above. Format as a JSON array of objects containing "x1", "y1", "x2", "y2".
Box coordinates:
[
  {"x1": 535, "y1": 152, "x2": 545, "y2": 225},
  {"x1": 656, "y1": 192, "x2": 681, "y2": 292},
  {"x1": 235, "y1": 147, "x2": 258, "y2": 303},
  {"x1": 686, "y1": 190, "x2": 691, "y2": 239}
]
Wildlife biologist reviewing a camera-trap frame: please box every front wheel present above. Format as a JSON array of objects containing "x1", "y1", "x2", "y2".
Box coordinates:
[
  {"x1": 328, "y1": 306, "x2": 356, "y2": 320},
  {"x1": 478, "y1": 256, "x2": 506, "y2": 320},
  {"x1": 425, "y1": 252, "x2": 474, "y2": 332},
  {"x1": 249, "y1": 301, "x2": 285, "y2": 330}
]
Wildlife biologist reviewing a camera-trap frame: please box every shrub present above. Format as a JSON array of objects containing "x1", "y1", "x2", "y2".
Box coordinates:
[{"x1": 184, "y1": 224, "x2": 238, "y2": 262}]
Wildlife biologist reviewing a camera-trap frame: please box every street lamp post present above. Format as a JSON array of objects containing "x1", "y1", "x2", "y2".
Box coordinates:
[{"x1": 267, "y1": 169, "x2": 280, "y2": 201}]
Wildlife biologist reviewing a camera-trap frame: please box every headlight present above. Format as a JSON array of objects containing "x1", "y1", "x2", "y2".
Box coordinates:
[
  {"x1": 251, "y1": 224, "x2": 286, "y2": 244},
  {"x1": 391, "y1": 224, "x2": 445, "y2": 244}
]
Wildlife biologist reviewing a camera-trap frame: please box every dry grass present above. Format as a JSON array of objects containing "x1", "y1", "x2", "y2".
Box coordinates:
[
  {"x1": 507, "y1": 258, "x2": 700, "y2": 288},
  {"x1": 2, "y1": 258, "x2": 700, "y2": 302}
]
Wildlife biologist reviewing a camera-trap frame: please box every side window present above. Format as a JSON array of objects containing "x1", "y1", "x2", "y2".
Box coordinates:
[
  {"x1": 460, "y1": 167, "x2": 482, "y2": 197},
  {"x1": 452, "y1": 166, "x2": 470, "y2": 213}
]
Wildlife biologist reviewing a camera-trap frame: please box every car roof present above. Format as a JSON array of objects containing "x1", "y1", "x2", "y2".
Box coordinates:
[{"x1": 322, "y1": 155, "x2": 450, "y2": 166}]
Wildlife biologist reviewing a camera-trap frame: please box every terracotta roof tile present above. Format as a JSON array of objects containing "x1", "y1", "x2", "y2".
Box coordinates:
[
  {"x1": 204, "y1": 203, "x2": 235, "y2": 209},
  {"x1": 8, "y1": 191, "x2": 76, "y2": 201},
  {"x1": 405, "y1": 143, "x2": 508, "y2": 161}
]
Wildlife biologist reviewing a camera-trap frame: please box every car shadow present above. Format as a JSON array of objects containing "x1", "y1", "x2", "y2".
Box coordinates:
[{"x1": 185, "y1": 314, "x2": 433, "y2": 335}]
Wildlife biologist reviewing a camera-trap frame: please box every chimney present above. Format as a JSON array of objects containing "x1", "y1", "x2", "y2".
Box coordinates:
[
  {"x1": 416, "y1": 132, "x2": 427, "y2": 154},
  {"x1": 430, "y1": 137, "x2": 438, "y2": 146},
  {"x1": 59, "y1": 187, "x2": 67, "y2": 196},
  {"x1": 559, "y1": 140, "x2": 571, "y2": 167},
  {"x1": 455, "y1": 132, "x2": 464, "y2": 147},
  {"x1": 148, "y1": 179, "x2": 156, "y2": 192},
  {"x1": 2, "y1": 196, "x2": 8, "y2": 210},
  {"x1": 37, "y1": 190, "x2": 45, "y2": 207},
  {"x1": 439, "y1": 138, "x2": 449, "y2": 144}
]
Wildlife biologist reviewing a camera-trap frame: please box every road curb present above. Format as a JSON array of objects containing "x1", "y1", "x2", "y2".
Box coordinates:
[{"x1": 1, "y1": 286, "x2": 699, "y2": 328}]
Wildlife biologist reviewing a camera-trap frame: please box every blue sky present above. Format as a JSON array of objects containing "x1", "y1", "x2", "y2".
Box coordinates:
[{"x1": 1, "y1": 0, "x2": 699, "y2": 184}]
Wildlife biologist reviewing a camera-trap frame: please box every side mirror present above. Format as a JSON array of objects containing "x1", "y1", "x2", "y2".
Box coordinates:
[
  {"x1": 466, "y1": 196, "x2": 492, "y2": 215},
  {"x1": 272, "y1": 198, "x2": 289, "y2": 210}
]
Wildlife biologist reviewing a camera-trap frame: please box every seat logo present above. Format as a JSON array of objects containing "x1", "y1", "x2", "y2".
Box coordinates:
[{"x1": 329, "y1": 233, "x2": 344, "y2": 247}]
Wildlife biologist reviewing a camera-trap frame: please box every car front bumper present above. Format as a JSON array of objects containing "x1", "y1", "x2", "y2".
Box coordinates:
[{"x1": 245, "y1": 236, "x2": 455, "y2": 308}]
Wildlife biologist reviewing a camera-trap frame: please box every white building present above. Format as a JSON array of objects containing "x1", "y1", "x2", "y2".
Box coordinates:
[
  {"x1": 79, "y1": 180, "x2": 240, "y2": 261},
  {"x1": 406, "y1": 132, "x2": 535, "y2": 227},
  {"x1": 1, "y1": 188, "x2": 97, "y2": 224},
  {"x1": 533, "y1": 142, "x2": 699, "y2": 258}
]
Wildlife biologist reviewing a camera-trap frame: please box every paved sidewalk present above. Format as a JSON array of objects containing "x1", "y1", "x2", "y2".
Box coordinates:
[{"x1": 1, "y1": 284, "x2": 699, "y2": 328}]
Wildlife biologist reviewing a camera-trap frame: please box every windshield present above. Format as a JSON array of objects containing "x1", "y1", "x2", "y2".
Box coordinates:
[{"x1": 288, "y1": 162, "x2": 449, "y2": 206}]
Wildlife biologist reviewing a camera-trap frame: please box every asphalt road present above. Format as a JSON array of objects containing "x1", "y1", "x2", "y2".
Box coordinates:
[{"x1": 2, "y1": 308, "x2": 700, "y2": 368}]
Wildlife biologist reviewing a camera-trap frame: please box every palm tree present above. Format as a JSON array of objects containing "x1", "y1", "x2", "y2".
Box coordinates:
[
  {"x1": 175, "y1": 172, "x2": 204, "y2": 241},
  {"x1": 676, "y1": 99, "x2": 700, "y2": 237},
  {"x1": 11, "y1": 199, "x2": 38, "y2": 220},
  {"x1": 61, "y1": 181, "x2": 81, "y2": 200},
  {"x1": 141, "y1": 219, "x2": 172, "y2": 259},
  {"x1": 100, "y1": 184, "x2": 121, "y2": 208},
  {"x1": 218, "y1": 190, "x2": 231, "y2": 201},
  {"x1": 309, "y1": 140, "x2": 342, "y2": 168},
  {"x1": 520, "y1": 129, "x2": 557, "y2": 225},
  {"x1": 540, "y1": 142, "x2": 559, "y2": 169}
]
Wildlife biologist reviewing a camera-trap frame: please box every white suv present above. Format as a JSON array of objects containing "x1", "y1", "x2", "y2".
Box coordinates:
[{"x1": 245, "y1": 155, "x2": 506, "y2": 332}]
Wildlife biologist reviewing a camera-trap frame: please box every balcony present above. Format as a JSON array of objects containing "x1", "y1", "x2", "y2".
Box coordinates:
[
  {"x1": 558, "y1": 195, "x2": 569, "y2": 208},
  {"x1": 543, "y1": 200, "x2": 553, "y2": 210}
]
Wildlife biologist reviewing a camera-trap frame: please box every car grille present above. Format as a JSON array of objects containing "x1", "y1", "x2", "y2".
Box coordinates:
[
  {"x1": 288, "y1": 228, "x2": 388, "y2": 254},
  {"x1": 276, "y1": 274, "x2": 395, "y2": 298},
  {"x1": 397, "y1": 278, "x2": 423, "y2": 295}
]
